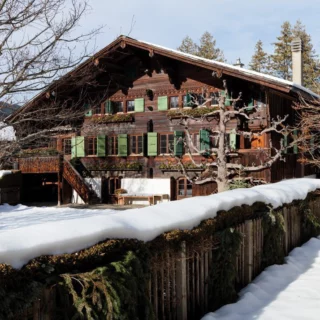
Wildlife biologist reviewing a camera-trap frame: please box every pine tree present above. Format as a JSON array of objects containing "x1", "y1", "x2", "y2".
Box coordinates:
[
  {"x1": 197, "y1": 31, "x2": 225, "y2": 62},
  {"x1": 177, "y1": 36, "x2": 198, "y2": 55},
  {"x1": 270, "y1": 21, "x2": 293, "y2": 80},
  {"x1": 292, "y1": 20, "x2": 320, "y2": 91},
  {"x1": 177, "y1": 32, "x2": 225, "y2": 62},
  {"x1": 249, "y1": 40, "x2": 269, "y2": 73}
]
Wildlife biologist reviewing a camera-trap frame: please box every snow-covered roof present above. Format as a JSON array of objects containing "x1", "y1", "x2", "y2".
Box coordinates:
[
  {"x1": 135, "y1": 38, "x2": 319, "y2": 99},
  {"x1": 1, "y1": 178, "x2": 320, "y2": 269}
]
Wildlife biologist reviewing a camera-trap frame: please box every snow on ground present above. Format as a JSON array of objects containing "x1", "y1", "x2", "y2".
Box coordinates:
[
  {"x1": 203, "y1": 237, "x2": 320, "y2": 320},
  {"x1": 1, "y1": 178, "x2": 320, "y2": 269}
]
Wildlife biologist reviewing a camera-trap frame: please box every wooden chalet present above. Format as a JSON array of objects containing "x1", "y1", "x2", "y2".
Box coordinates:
[{"x1": 8, "y1": 36, "x2": 318, "y2": 205}]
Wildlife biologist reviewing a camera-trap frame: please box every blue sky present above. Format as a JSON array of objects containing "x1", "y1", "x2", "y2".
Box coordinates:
[{"x1": 79, "y1": 0, "x2": 320, "y2": 67}]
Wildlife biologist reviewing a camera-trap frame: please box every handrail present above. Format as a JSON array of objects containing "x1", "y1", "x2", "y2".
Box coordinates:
[{"x1": 63, "y1": 159, "x2": 90, "y2": 203}]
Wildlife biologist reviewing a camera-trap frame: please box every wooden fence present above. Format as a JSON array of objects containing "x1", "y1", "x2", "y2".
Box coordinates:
[{"x1": 12, "y1": 195, "x2": 320, "y2": 320}]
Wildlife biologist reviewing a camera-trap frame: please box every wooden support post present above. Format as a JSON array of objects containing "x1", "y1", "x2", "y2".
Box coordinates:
[
  {"x1": 176, "y1": 241, "x2": 187, "y2": 320},
  {"x1": 244, "y1": 220, "x2": 253, "y2": 285}
]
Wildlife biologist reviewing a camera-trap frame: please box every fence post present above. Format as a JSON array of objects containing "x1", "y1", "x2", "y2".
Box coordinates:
[
  {"x1": 244, "y1": 220, "x2": 253, "y2": 284},
  {"x1": 176, "y1": 241, "x2": 187, "y2": 320}
]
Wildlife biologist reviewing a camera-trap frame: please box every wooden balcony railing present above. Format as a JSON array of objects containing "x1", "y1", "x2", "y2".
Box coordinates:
[
  {"x1": 63, "y1": 159, "x2": 90, "y2": 203},
  {"x1": 18, "y1": 156, "x2": 60, "y2": 173}
]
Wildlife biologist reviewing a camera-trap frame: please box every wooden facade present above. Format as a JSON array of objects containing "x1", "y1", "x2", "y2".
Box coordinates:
[{"x1": 9, "y1": 36, "x2": 317, "y2": 204}]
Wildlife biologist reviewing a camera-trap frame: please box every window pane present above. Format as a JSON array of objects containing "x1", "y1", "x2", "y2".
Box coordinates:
[
  {"x1": 114, "y1": 101, "x2": 123, "y2": 113},
  {"x1": 178, "y1": 180, "x2": 185, "y2": 196},
  {"x1": 210, "y1": 93, "x2": 219, "y2": 105},
  {"x1": 170, "y1": 96, "x2": 179, "y2": 109},
  {"x1": 186, "y1": 180, "x2": 192, "y2": 196},
  {"x1": 160, "y1": 135, "x2": 167, "y2": 154},
  {"x1": 168, "y1": 134, "x2": 174, "y2": 152},
  {"x1": 192, "y1": 134, "x2": 200, "y2": 152},
  {"x1": 137, "y1": 136, "x2": 143, "y2": 153},
  {"x1": 127, "y1": 100, "x2": 135, "y2": 112},
  {"x1": 63, "y1": 139, "x2": 71, "y2": 155}
]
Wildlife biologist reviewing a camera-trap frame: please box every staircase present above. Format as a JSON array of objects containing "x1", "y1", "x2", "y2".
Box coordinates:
[{"x1": 63, "y1": 159, "x2": 100, "y2": 204}]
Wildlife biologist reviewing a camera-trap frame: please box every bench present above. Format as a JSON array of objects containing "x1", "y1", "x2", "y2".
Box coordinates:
[{"x1": 118, "y1": 178, "x2": 171, "y2": 206}]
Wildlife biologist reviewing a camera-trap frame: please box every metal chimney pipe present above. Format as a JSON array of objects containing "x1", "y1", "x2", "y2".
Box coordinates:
[{"x1": 291, "y1": 38, "x2": 303, "y2": 86}]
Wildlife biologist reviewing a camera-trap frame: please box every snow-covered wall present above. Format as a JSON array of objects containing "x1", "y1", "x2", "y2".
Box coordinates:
[
  {"x1": 1, "y1": 178, "x2": 320, "y2": 269},
  {"x1": 121, "y1": 178, "x2": 170, "y2": 195}
]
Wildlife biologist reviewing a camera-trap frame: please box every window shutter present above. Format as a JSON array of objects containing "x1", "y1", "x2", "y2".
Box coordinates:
[
  {"x1": 199, "y1": 129, "x2": 210, "y2": 152},
  {"x1": 75, "y1": 136, "x2": 85, "y2": 157},
  {"x1": 158, "y1": 96, "x2": 168, "y2": 110},
  {"x1": 283, "y1": 135, "x2": 288, "y2": 154},
  {"x1": 105, "y1": 100, "x2": 113, "y2": 114},
  {"x1": 147, "y1": 132, "x2": 158, "y2": 156},
  {"x1": 174, "y1": 131, "x2": 184, "y2": 156},
  {"x1": 221, "y1": 90, "x2": 231, "y2": 107},
  {"x1": 118, "y1": 134, "x2": 128, "y2": 156},
  {"x1": 134, "y1": 98, "x2": 144, "y2": 112},
  {"x1": 229, "y1": 131, "x2": 237, "y2": 150},
  {"x1": 97, "y1": 135, "x2": 106, "y2": 157},
  {"x1": 293, "y1": 130, "x2": 298, "y2": 154},
  {"x1": 186, "y1": 93, "x2": 191, "y2": 106},
  {"x1": 246, "y1": 96, "x2": 254, "y2": 111},
  {"x1": 84, "y1": 104, "x2": 92, "y2": 117},
  {"x1": 71, "y1": 137, "x2": 76, "y2": 158}
]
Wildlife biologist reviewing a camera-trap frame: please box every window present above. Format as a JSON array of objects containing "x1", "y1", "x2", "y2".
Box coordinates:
[
  {"x1": 170, "y1": 96, "x2": 179, "y2": 109},
  {"x1": 129, "y1": 135, "x2": 143, "y2": 154},
  {"x1": 63, "y1": 139, "x2": 71, "y2": 155},
  {"x1": 108, "y1": 136, "x2": 118, "y2": 155},
  {"x1": 190, "y1": 133, "x2": 200, "y2": 153},
  {"x1": 210, "y1": 133, "x2": 219, "y2": 148},
  {"x1": 177, "y1": 178, "x2": 193, "y2": 198},
  {"x1": 183, "y1": 95, "x2": 191, "y2": 107},
  {"x1": 127, "y1": 100, "x2": 135, "y2": 112},
  {"x1": 92, "y1": 105, "x2": 101, "y2": 115},
  {"x1": 113, "y1": 101, "x2": 123, "y2": 113},
  {"x1": 210, "y1": 92, "x2": 219, "y2": 105},
  {"x1": 85, "y1": 137, "x2": 97, "y2": 156},
  {"x1": 160, "y1": 133, "x2": 174, "y2": 154},
  {"x1": 108, "y1": 177, "x2": 121, "y2": 195},
  {"x1": 194, "y1": 94, "x2": 206, "y2": 106}
]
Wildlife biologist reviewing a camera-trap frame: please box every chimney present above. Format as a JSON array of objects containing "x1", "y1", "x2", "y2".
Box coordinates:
[
  {"x1": 291, "y1": 38, "x2": 303, "y2": 86},
  {"x1": 234, "y1": 58, "x2": 244, "y2": 68}
]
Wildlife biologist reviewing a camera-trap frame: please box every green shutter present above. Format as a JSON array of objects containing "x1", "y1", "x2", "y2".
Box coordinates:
[
  {"x1": 283, "y1": 135, "x2": 288, "y2": 154},
  {"x1": 97, "y1": 135, "x2": 106, "y2": 157},
  {"x1": 148, "y1": 132, "x2": 158, "y2": 156},
  {"x1": 186, "y1": 93, "x2": 191, "y2": 106},
  {"x1": 134, "y1": 98, "x2": 144, "y2": 112},
  {"x1": 229, "y1": 131, "x2": 237, "y2": 150},
  {"x1": 293, "y1": 130, "x2": 298, "y2": 154},
  {"x1": 200, "y1": 129, "x2": 210, "y2": 152},
  {"x1": 118, "y1": 134, "x2": 128, "y2": 156},
  {"x1": 84, "y1": 104, "x2": 92, "y2": 117},
  {"x1": 221, "y1": 90, "x2": 231, "y2": 107},
  {"x1": 174, "y1": 131, "x2": 184, "y2": 156},
  {"x1": 158, "y1": 96, "x2": 168, "y2": 111},
  {"x1": 105, "y1": 100, "x2": 113, "y2": 114},
  {"x1": 71, "y1": 137, "x2": 76, "y2": 159},
  {"x1": 247, "y1": 96, "x2": 254, "y2": 111},
  {"x1": 75, "y1": 136, "x2": 85, "y2": 157}
]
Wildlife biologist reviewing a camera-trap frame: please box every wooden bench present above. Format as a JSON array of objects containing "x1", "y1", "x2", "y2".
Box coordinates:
[{"x1": 118, "y1": 194, "x2": 169, "y2": 206}]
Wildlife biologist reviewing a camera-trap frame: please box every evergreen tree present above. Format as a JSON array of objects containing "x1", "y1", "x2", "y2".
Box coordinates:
[
  {"x1": 177, "y1": 36, "x2": 198, "y2": 55},
  {"x1": 249, "y1": 40, "x2": 269, "y2": 73},
  {"x1": 197, "y1": 31, "x2": 226, "y2": 62},
  {"x1": 270, "y1": 21, "x2": 293, "y2": 80},
  {"x1": 177, "y1": 32, "x2": 225, "y2": 62},
  {"x1": 292, "y1": 20, "x2": 320, "y2": 91}
]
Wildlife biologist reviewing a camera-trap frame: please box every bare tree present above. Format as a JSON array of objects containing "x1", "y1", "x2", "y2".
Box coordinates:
[
  {"x1": 0, "y1": 0, "x2": 102, "y2": 168},
  {"x1": 168, "y1": 81, "x2": 290, "y2": 192}
]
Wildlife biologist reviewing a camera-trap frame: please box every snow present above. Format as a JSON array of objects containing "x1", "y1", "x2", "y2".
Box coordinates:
[
  {"x1": 1, "y1": 178, "x2": 320, "y2": 269},
  {"x1": 0, "y1": 170, "x2": 12, "y2": 178},
  {"x1": 121, "y1": 178, "x2": 170, "y2": 195},
  {"x1": 0, "y1": 122, "x2": 15, "y2": 141},
  {"x1": 202, "y1": 237, "x2": 320, "y2": 320},
  {"x1": 137, "y1": 38, "x2": 319, "y2": 99}
]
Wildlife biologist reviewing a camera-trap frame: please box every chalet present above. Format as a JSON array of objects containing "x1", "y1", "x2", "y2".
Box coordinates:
[{"x1": 7, "y1": 36, "x2": 318, "y2": 205}]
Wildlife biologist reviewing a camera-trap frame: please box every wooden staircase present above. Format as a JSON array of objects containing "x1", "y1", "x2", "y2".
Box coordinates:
[{"x1": 63, "y1": 159, "x2": 100, "y2": 204}]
